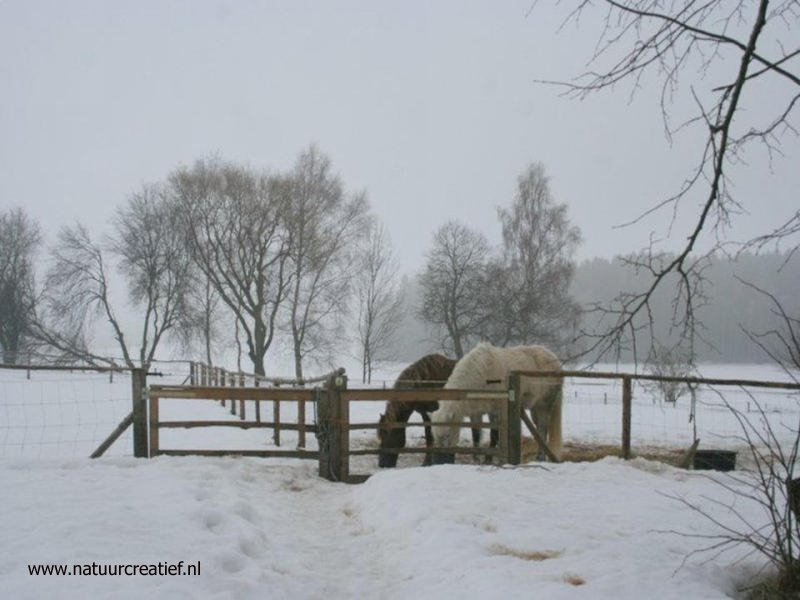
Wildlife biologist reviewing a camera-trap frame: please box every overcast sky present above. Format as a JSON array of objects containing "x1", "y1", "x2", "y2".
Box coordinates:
[{"x1": 2, "y1": 1, "x2": 797, "y2": 275}]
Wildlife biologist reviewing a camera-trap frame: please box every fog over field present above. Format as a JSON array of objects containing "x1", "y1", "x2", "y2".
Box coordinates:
[{"x1": 2, "y1": 2, "x2": 799, "y2": 598}]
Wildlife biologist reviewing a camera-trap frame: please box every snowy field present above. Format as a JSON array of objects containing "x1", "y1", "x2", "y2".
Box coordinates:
[{"x1": 1, "y1": 361, "x2": 799, "y2": 598}]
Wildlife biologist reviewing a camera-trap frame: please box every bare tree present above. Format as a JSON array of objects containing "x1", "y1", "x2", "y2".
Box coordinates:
[
  {"x1": 354, "y1": 221, "x2": 405, "y2": 383},
  {"x1": 419, "y1": 221, "x2": 490, "y2": 358},
  {"x1": 644, "y1": 342, "x2": 695, "y2": 404},
  {"x1": 283, "y1": 145, "x2": 369, "y2": 380},
  {"x1": 0, "y1": 208, "x2": 41, "y2": 364},
  {"x1": 666, "y1": 289, "x2": 800, "y2": 596},
  {"x1": 174, "y1": 272, "x2": 225, "y2": 367},
  {"x1": 540, "y1": 1, "x2": 800, "y2": 362},
  {"x1": 484, "y1": 163, "x2": 582, "y2": 353},
  {"x1": 37, "y1": 185, "x2": 191, "y2": 370},
  {"x1": 739, "y1": 277, "x2": 800, "y2": 378},
  {"x1": 170, "y1": 158, "x2": 292, "y2": 376}
]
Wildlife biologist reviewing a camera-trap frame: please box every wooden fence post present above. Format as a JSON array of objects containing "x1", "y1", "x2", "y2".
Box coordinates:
[
  {"x1": 338, "y1": 374, "x2": 350, "y2": 481},
  {"x1": 131, "y1": 368, "x2": 148, "y2": 458},
  {"x1": 507, "y1": 373, "x2": 522, "y2": 465},
  {"x1": 273, "y1": 388, "x2": 281, "y2": 447},
  {"x1": 229, "y1": 372, "x2": 244, "y2": 420},
  {"x1": 148, "y1": 391, "x2": 159, "y2": 458},
  {"x1": 622, "y1": 376, "x2": 632, "y2": 459},
  {"x1": 317, "y1": 376, "x2": 342, "y2": 481},
  {"x1": 298, "y1": 392, "x2": 306, "y2": 449}
]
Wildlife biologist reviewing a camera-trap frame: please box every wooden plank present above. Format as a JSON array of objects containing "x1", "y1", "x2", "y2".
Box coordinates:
[
  {"x1": 348, "y1": 420, "x2": 495, "y2": 430},
  {"x1": 157, "y1": 421, "x2": 316, "y2": 432},
  {"x1": 148, "y1": 395, "x2": 160, "y2": 458},
  {"x1": 91, "y1": 412, "x2": 134, "y2": 458},
  {"x1": 317, "y1": 385, "x2": 339, "y2": 481},
  {"x1": 298, "y1": 395, "x2": 306, "y2": 449},
  {"x1": 156, "y1": 449, "x2": 319, "y2": 459},
  {"x1": 131, "y1": 368, "x2": 148, "y2": 458},
  {"x1": 0, "y1": 363, "x2": 128, "y2": 374},
  {"x1": 339, "y1": 378, "x2": 350, "y2": 481},
  {"x1": 348, "y1": 446, "x2": 502, "y2": 456},
  {"x1": 520, "y1": 410, "x2": 559, "y2": 463},
  {"x1": 622, "y1": 376, "x2": 632, "y2": 460},
  {"x1": 510, "y1": 369, "x2": 800, "y2": 390},
  {"x1": 340, "y1": 389, "x2": 497, "y2": 402},
  {"x1": 148, "y1": 386, "x2": 317, "y2": 402},
  {"x1": 273, "y1": 399, "x2": 281, "y2": 446},
  {"x1": 507, "y1": 374, "x2": 521, "y2": 465},
  {"x1": 498, "y1": 382, "x2": 509, "y2": 464}
]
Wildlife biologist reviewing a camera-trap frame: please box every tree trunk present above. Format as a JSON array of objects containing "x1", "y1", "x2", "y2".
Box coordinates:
[{"x1": 293, "y1": 343, "x2": 304, "y2": 381}]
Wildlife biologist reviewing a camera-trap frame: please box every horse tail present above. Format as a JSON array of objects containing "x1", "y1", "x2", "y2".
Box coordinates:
[{"x1": 548, "y1": 382, "x2": 563, "y2": 460}]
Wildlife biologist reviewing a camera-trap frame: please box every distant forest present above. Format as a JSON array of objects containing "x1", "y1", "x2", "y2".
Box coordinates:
[{"x1": 393, "y1": 252, "x2": 800, "y2": 364}]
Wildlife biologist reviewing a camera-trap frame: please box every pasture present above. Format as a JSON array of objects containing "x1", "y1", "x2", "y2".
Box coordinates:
[
  {"x1": 1, "y1": 361, "x2": 798, "y2": 471},
  {"x1": 1, "y1": 361, "x2": 798, "y2": 598}
]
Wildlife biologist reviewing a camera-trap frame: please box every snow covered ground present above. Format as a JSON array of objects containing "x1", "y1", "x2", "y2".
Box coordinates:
[
  {"x1": 0, "y1": 456, "x2": 773, "y2": 599},
  {"x1": 0, "y1": 361, "x2": 798, "y2": 598}
]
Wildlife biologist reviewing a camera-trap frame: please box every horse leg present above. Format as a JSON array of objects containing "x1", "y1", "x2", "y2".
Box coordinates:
[
  {"x1": 485, "y1": 413, "x2": 499, "y2": 464},
  {"x1": 470, "y1": 413, "x2": 482, "y2": 463},
  {"x1": 421, "y1": 411, "x2": 434, "y2": 467}
]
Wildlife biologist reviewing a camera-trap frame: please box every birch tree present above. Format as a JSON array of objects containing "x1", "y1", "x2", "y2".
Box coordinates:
[
  {"x1": 283, "y1": 145, "x2": 369, "y2": 379},
  {"x1": 354, "y1": 221, "x2": 404, "y2": 383},
  {"x1": 485, "y1": 163, "x2": 582, "y2": 353},
  {"x1": 170, "y1": 158, "x2": 292, "y2": 376}
]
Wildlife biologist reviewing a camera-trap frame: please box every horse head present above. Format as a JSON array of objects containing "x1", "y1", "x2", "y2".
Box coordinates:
[{"x1": 377, "y1": 411, "x2": 405, "y2": 468}]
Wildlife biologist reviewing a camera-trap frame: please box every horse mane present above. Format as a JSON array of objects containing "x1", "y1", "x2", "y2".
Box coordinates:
[
  {"x1": 383, "y1": 353, "x2": 457, "y2": 422},
  {"x1": 444, "y1": 343, "x2": 561, "y2": 389},
  {"x1": 394, "y1": 353, "x2": 456, "y2": 389},
  {"x1": 444, "y1": 342, "x2": 497, "y2": 390}
]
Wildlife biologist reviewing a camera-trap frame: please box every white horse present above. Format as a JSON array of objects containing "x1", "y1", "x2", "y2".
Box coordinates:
[{"x1": 431, "y1": 343, "x2": 563, "y2": 464}]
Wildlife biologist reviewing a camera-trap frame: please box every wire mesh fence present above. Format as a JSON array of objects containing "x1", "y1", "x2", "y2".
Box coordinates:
[
  {"x1": 559, "y1": 373, "x2": 800, "y2": 466},
  {"x1": 0, "y1": 361, "x2": 192, "y2": 459},
  {"x1": 3, "y1": 358, "x2": 798, "y2": 468},
  {"x1": 0, "y1": 368, "x2": 133, "y2": 458}
]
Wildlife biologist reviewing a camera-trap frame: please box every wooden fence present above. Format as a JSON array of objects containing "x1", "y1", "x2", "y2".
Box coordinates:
[
  {"x1": 147, "y1": 384, "x2": 318, "y2": 459},
  {"x1": 318, "y1": 375, "x2": 517, "y2": 483},
  {"x1": 138, "y1": 365, "x2": 800, "y2": 483}
]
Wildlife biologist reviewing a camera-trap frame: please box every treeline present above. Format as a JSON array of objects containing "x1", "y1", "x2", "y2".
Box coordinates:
[
  {"x1": 3, "y1": 146, "x2": 796, "y2": 375},
  {"x1": 391, "y1": 252, "x2": 800, "y2": 364},
  {"x1": 0, "y1": 145, "x2": 405, "y2": 381},
  {"x1": 571, "y1": 252, "x2": 800, "y2": 363},
  {"x1": 1, "y1": 154, "x2": 585, "y2": 380}
]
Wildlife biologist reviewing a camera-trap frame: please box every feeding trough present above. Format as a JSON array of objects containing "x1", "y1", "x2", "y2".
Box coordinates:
[{"x1": 693, "y1": 449, "x2": 737, "y2": 471}]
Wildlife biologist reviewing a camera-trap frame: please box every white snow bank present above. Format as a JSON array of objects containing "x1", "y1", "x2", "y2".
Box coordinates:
[{"x1": 0, "y1": 456, "x2": 769, "y2": 599}]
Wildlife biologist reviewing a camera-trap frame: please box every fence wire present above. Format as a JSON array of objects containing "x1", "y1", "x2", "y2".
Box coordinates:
[{"x1": 0, "y1": 368, "x2": 133, "y2": 458}]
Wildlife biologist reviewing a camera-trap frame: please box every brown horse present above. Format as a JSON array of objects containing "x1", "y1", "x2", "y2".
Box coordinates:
[{"x1": 377, "y1": 354, "x2": 457, "y2": 468}]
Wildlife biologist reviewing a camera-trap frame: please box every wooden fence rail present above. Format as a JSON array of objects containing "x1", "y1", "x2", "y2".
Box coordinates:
[
  {"x1": 147, "y1": 384, "x2": 318, "y2": 459},
  {"x1": 136, "y1": 365, "x2": 800, "y2": 482},
  {"x1": 315, "y1": 374, "x2": 516, "y2": 483}
]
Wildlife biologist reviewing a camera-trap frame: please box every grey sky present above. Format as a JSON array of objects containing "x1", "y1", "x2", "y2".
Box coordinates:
[{"x1": 2, "y1": 1, "x2": 797, "y2": 275}]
